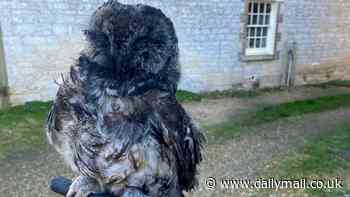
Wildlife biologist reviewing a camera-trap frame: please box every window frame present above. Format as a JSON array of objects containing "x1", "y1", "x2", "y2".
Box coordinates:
[{"x1": 242, "y1": 0, "x2": 282, "y2": 60}]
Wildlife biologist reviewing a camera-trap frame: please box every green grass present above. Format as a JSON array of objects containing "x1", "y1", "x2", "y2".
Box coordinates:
[
  {"x1": 312, "y1": 80, "x2": 350, "y2": 88},
  {"x1": 326, "y1": 80, "x2": 350, "y2": 87},
  {"x1": 201, "y1": 89, "x2": 261, "y2": 99},
  {"x1": 207, "y1": 93, "x2": 350, "y2": 143},
  {"x1": 179, "y1": 81, "x2": 350, "y2": 102},
  {"x1": 0, "y1": 101, "x2": 52, "y2": 160},
  {"x1": 176, "y1": 90, "x2": 203, "y2": 103},
  {"x1": 251, "y1": 93, "x2": 350, "y2": 124},
  {"x1": 176, "y1": 88, "x2": 281, "y2": 102},
  {"x1": 262, "y1": 125, "x2": 350, "y2": 196},
  {"x1": 176, "y1": 89, "x2": 261, "y2": 103}
]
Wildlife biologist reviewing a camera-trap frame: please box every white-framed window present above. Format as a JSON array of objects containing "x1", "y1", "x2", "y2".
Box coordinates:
[{"x1": 245, "y1": 1, "x2": 279, "y2": 56}]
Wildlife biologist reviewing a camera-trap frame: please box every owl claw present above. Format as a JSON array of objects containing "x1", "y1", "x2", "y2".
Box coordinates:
[{"x1": 66, "y1": 176, "x2": 101, "y2": 197}]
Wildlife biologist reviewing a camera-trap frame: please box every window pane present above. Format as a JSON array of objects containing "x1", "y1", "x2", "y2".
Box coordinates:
[
  {"x1": 247, "y1": 28, "x2": 250, "y2": 37},
  {"x1": 246, "y1": 2, "x2": 274, "y2": 50},
  {"x1": 250, "y1": 27, "x2": 256, "y2": 37},
  {"x1": 265, "y1": 15, "x2": 270, "y2": 25},
  {"x1": 262, "y1": 27, "x2": 268, "y2": 36},
  {"x1": 260, "y1": 3, "x2": 265, "y2": 13},
  {"x1": 266, "y1": 4, "x2": 271, "y2": 13},
  {"x1": 259, "y1": 15, "x2": 264, "y2": 25},
  {"x1": 257, "y1": 27, "x2": 262, "y2": 37},
  {"x1": 261, "y1": 37, "x2": 267, "y2": 48},
  {"x1": 252, "y1": 15, "x2": 258, "y2": 24},
  {"x1": 249, "y1": 38, "x2": 255, "y2": 48},
  {"x1": 253, "y1": 3, "x2": 258, "y2": 13},
  {"x1": 256, "y1": 38, "x2": 261, "y2": 48}
]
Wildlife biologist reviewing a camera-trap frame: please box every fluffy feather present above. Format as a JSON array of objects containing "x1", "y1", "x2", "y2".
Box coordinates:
[{"x1": 47, "y1": 1, "x2": 204, "y2": 197}]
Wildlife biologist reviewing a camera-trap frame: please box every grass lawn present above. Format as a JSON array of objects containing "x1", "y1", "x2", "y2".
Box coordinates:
[
  {"x1": 0, "y1": 101, "x2": 52, "y2": 160},
  {"x1": 312, "y1": 80, "x2": 350, "y2": 89},
  {"x1": 175, "y1": 88, "x2": 281, "y2": 102},
  {"x1": 251, "y1": 93, "x2": 350, "y2": 124},
  {"x1": 260, "y1": 125, "x2": 350, "y2": 197},
  {"x1": 177, "y1": 80, "x2": 350, "y2": 104},
  {"x1": 207, "y1": 93, "x2": 350, "y2": 143},
  {"x1": 176, "y1": 90, "x2": 204, "y2": 102}
]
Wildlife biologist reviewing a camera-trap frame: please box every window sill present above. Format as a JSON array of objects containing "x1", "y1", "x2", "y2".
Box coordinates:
[{"x1": 240, "y1": 53, "x2": 278, "y2": 62}]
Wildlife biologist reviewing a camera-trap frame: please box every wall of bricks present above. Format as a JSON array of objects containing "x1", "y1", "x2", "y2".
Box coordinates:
[
  {"x1": 283, "y1": 0, "x2": 350, "y2": 85},
  {"x1": 240, "y1": 0, "x2": 350, "y2": 88},
  {"x1": 1, "y1": 0, "x2": 350, "y2": 104},
  {"x1": 0, "y1": 0, "x2": 105, "y2": 104}
]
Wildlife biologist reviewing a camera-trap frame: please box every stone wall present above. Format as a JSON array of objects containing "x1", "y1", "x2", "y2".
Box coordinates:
[
  {"x1": 0, "y1": 0, "x2": 105, "y2": 104},
  {"x1": 0, "y1": 0, "x2": 350, "y2": 104},
  {"x1": 283, "y1": 0, "x2": 350, "y2": 85},
  {"x1": 239, "y1": 0, "x2": 350, "y2": 88},
  {"x1": 0, "y1": 0, "x2": 244, "y2": 104},
  {"x1": 117, "y1": 0, "x2": 244, "y2": 92}
]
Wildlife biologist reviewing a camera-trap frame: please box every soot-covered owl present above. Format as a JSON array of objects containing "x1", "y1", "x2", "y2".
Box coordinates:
[{"x1": 46, "y1": 1, "x2": 204, "y2": 197}]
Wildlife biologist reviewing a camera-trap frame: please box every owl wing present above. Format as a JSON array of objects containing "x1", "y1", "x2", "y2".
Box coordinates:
[
  {"x1": 150, "y1": 100, "x2": 205, "y2": 191},
  {"x1": 47, "y1": 78, "x2": 105, "y2": 178}
]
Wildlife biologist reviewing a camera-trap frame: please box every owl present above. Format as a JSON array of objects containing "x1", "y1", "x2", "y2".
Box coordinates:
[{"x1": 47, "y1": 1, "x2": 204, "y2": 197}]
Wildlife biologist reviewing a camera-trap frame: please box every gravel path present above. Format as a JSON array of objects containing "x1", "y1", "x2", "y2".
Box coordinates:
[
  {"x1": 188, "y1": 108, "x2": 350, "y2": 197},
  {"x1": 0, "y1": 147, "x2": 72, "y2": 197},
  {"x1": 185, "y1": 86, "x2": 350, "y2": 126},
  {"x1": 1, "y1": 86, "x2": 350, "y2": 197}
]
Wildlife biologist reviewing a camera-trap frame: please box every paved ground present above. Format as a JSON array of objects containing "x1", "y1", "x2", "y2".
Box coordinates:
[{"x1": 1, "y1": 86, "x2": 350, "y2": 197}]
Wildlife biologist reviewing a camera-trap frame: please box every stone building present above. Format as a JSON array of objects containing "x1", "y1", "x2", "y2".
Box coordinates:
[{"x1": 1, "y1": 0, "x2": 350, "y2": 105}]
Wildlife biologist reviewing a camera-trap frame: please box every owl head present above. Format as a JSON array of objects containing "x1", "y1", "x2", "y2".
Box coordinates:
[{"x1": 82, "y1": 0, "x2": 180, "y2": 87}]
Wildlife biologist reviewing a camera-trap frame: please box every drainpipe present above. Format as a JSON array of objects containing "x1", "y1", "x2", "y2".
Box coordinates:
[
  {"x1": 284, "y1": 42, "x2": 297, "y2": 88},
  {"x1": 0, "y1": 23, "x2": 9, "y2": 108}
]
